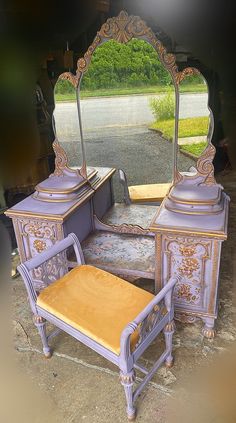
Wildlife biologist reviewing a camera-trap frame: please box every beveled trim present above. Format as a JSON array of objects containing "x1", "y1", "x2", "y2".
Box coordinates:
[
  {"x1": 168, "y1": 187, "x2": 221, "y2": 206},
  {"x1": 5, "y1": 190, "x2": 94, "y2": 222},
  {"x1": 35, "y1": 180, "x2": 87, "y2": 195}
]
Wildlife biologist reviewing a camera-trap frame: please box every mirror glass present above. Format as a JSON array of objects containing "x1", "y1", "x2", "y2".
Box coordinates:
[
  {"x1": 53, "y1": 78, "x2": 84, "y2": 170},
  {"x1": 78, "y1": 38, "x2": 176, "y2": 207},
  {"x1": 177, "y1": 71, "x2": 210, "y2": 173}
]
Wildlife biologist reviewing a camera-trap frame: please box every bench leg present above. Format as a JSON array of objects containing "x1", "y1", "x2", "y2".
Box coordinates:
[
  {"x1": 163, "y1": 320, "x2": 175, "y2": 368},
  {"x1": 120, "y1": 370, "x2": 136, "y2": 421},
  {"x1": 34, "y1": 315, "x2": 52, "y2": 358}
]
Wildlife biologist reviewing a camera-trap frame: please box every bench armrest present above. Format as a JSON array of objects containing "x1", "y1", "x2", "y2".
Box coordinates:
[{"x1": 120, "y1": 275, "x2": 180, "y2": 359}]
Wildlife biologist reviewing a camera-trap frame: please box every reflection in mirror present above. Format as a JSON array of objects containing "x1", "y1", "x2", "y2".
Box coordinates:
[
  {"x1": 53, "y1": 78, "x2": 84, "y2": 170},
  {"x1": 78, "y1": 38, "x2": 178, "y2": 207},
  {"x1": 177, "y1": 71, "x2": 210, "y2": 173}
]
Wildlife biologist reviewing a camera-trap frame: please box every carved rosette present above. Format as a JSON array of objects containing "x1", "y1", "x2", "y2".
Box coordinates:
[{"x1": 33, "y1": 239, "x2": 47, "y2": 253}]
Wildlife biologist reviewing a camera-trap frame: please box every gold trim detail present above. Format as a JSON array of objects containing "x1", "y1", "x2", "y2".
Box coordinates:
[
  {"x1": 208, "y1": 240, "x2": 220, "y2": 314},
  {"x1": 33, "y1": 239, "x2": 47, "y2": 253},
  {"x1": 178, "y1": 257, "x2": 200, "y2": 277},
  {"x1": 179, "y1": 245, "x2": 196, "y2": 257},
  {"x1": 196, "y1": 143, "x2": 216, "y2": 185},
  {"x1": 93, "y1": 214, "x2": 151, "y2": 236}
]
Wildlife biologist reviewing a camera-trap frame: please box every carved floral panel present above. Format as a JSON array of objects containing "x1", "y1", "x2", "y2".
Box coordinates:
[
  {"x1": 163, "y1": 236, "x2": 212, "y2": 308},
  {"x1": 15, "y1": 217, "x2": 65, "y2": 290}
]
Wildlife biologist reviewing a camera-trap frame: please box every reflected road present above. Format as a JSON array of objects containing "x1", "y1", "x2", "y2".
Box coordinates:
[{"x1": 54, "y1": 92, "x2": 209, "y2": 136}]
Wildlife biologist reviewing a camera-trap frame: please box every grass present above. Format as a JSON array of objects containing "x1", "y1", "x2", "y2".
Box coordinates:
[
  {"x1": 55, "y1": 83, "x2": 207, "y2": 102},
  {"x1": 150, "y1": 116, "x2": 209, "y2": 139},
  {"x1": 181, "y1": 142, "x2": 207, "y2": 157}
]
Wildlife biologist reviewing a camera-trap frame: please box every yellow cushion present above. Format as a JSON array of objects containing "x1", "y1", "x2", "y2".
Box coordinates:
[
  {"x1": 129, "y1": 183, "x2": 171, "y2": 203},
  {"x1": 37, "y1": 265, "x2": 154, "y2": 355}
]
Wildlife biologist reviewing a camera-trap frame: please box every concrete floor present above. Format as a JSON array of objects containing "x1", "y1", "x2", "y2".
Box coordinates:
[{"x1": 12, "y1": 170, "x2": 236, "y2": 423}]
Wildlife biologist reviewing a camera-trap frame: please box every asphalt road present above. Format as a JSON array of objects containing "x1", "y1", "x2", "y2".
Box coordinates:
[
  {"x1": 54, "y1": 92, "x2": 209, "y2": 136},
  {"x1": 54, "y1": 93, "x2": 198, "y2": 201}
]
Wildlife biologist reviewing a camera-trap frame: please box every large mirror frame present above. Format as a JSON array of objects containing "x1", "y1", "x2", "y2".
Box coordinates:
[{"x1": 52, "y1": 10, "x2": 216, "y2": 187}]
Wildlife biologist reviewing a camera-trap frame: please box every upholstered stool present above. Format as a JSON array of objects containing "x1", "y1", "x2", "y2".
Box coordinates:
[{"x1": 18, "y1": 233, "x2": 179, "y2": 420}]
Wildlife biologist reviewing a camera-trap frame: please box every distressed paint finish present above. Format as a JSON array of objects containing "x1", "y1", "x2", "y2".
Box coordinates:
[
  {"x1": 153, "y1": 194, "x2": 228, "y2": 338},
  {"x1": 18, "y1": 234, "x2": 179, "y2": 421}
]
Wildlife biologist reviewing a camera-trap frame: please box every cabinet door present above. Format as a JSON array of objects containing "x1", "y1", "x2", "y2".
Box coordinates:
[{"x1": 161, "y1": 234, "x2": 217, "y2": 314}]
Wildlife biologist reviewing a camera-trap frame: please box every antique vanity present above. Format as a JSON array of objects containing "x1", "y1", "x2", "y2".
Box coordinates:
[{"x1": 6, "y1": 11, "x2": 229, "y2": 337}]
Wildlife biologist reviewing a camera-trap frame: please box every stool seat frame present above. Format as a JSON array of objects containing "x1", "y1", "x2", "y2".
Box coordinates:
[{"x1": 18, "y1": 233, "x2": 179, "y2": 420}]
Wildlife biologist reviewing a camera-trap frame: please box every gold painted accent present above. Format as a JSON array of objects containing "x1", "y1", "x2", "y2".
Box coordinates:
[
  {"x1": 175, "y1": 283, "x2": 200, "y2": 303},
  {"x1": 169, "y1": 188, "x2": 221, "y2": 205},
  {"x1": 35, "y1": 179, "x2": 87, "y2": 194},
  {"x1": 33, "y1": 239, "x2": 47, "y2": 253},
  {"x1": 165, "y1": 320, "x2": 175, "y2": 332},
  {"x1": 202, "y1": 326, "x2": 216, "y2": 338},
  {"x1": 196, "y1": 143, "x2": 216, "y2": 185},
  {"x1": 33, "y1": 315, "x2": 45, "y2": 324},
  {"x1": 164, "y1": 203, "x2": 224, "y2": 216},
  {"x1": 93, "y1": 214, "x2": 151, "y2": 236},
  {"x1": 175, "y1": 67, "x2": 200, "y2": 84},
  {"x1": 175, "y1": 309, "x2": 217, "y2": 319},
  {"x1": 155, "y1": 234, "x2": 162, "y2": 293},
  {"x1": 150, "y1": 225, "x2": 227, "y2": 240},
  {"x1": 208, "y1": 240, "x2": 220, "y2": 314},
  {"x1": 175, "y1": 312, "x2": 197, "y2": 323},
  {"x1": 178, "y1": 257, "x2": 200, "y2": 277},
  {"x1": 5, "y1": 189, "x2": 95, "y2": 222},
  {"x1": 119, "y1": 371, "x2": 136, "y2": 385},
  {"x1": 179, "y1": 245, "x2": 196, "y2": 257}
]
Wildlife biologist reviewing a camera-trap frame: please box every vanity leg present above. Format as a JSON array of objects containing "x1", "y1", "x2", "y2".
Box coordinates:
[{"x1": 202, "y1": 316, "x2": 216, "y2": 339}]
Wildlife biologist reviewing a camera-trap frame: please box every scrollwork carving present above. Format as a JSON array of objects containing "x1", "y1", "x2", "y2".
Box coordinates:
[
  {"x1": 52, "y1": 139, "x2": 69, "y2": 176},
  {"x1": 196, "y1": 143, "x2": 216, "y2": 184},
  {"x1": 136, "y1": 301, "x2": 167, "y2": 347},
  {"x1": 174, "y1": 312, "x2": 197, "y2": 323},
  {"x1": 34, "y1": 252, "x2": 68, "y2": 290}
]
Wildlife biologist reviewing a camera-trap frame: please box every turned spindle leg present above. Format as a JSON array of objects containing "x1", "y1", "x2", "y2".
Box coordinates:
[
  {"x1": 34, "y1": 315, "x2": 52, "y2": 358},
  {"x1": 164, "y1": 320, "x2": 175, "y2": 368},
  {"x1": 120, "y1": 370, "x2": 136, "y2": 421}
]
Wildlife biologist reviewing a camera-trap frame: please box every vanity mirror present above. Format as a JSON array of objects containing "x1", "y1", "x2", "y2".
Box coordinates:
[
  {"x1": 177, "y1": 70, "x2": 212, "y2": 175},
  {"x1": 77, "y1": 38, "x2": 175, "y2": 202},
  {"x1": 53, "y1": 79, "x2": 83, "y2": 171}
]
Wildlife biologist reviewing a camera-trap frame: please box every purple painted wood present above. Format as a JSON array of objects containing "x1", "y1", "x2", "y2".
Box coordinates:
[{"x1": 18, "y1": 233, "x2": 179, "y2": 420}]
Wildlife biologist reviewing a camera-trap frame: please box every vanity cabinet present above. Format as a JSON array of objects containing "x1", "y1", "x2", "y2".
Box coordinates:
[
  {"x1": 151, "y1": 189, "x2": 229, "y2": 337},
  {"x1": 6, "y1": 11, "x2": 229, "y2": 338}
]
